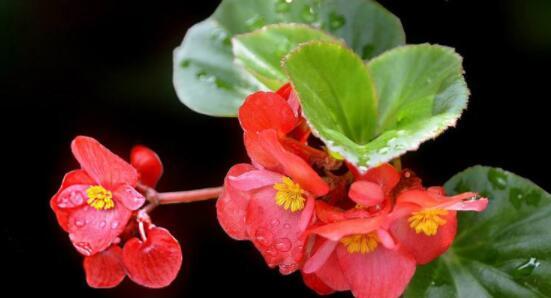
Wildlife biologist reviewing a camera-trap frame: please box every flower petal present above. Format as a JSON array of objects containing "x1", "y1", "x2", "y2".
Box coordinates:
[
  {"x1": 67, "y1": 203, "x2": 131, "y2": 256},
  {"x1": 71, "y1": 136, "x2": 138, "y2": 188},
  {"x1": 309, "y1": 217, "x2": 386, "y2": 242},
  {"x1": 348, "y1": 181, "x2": 384, "y2": 207},
  {"x1": 336, "y1": 245, "x2": 416, "y2": 298},
  {"x1": 50, "y1": 170, "x2": 95, "y2": 231},
  {"x1": 130, "y1": 145, "x2": 163, "y2": 188},
  {"x1": 390, "y1": 211, "x2": 457, "y2": 264},
  {"x1": 113, "y1": 184, "x2": 146, "y2": 211},
  {"x1": 216, "y1": 164, "x2": 255, "y2": 240},
  {"x1": 351, "y1": 163, "x2": 400, "y2": 193},
  {"x1": 303, "y1": 239, "x2": 338, "y2": 274},
  {"x1": 229, "y1": 169, "x2": 282, "y2": 191},
  {"x1": 302, "y1": 272, "x2": 335, "y2": 295},
  {"x1": 239, "y1": 91, "x2": 297, "y2": 134},
  {"x1": 123, "y1": 227, "x2": 183, "y2": 288},
  {"x1": 83, "y1": 245, "x2": 126, "y2": 288},
  {"x1": 246, "y1": 187, "x2": 308, "y2": 274},
  {"x1": 258, "y1": 130, "x2": 329, "y2": 196}
]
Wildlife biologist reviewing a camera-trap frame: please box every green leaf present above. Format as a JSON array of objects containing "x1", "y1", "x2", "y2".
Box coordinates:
[
  {"x1": 173, "y1": 0, "x2": 404, "y2": 117},
  {"x1": 232, "y1": 24, "x2": 338, "y2": 90},
  {"x1": 405, "y1": 166, "x2": 551, "y2": 298},
  {"x1": 283, "y1": 42, "x2": 468, "y2": 170}
]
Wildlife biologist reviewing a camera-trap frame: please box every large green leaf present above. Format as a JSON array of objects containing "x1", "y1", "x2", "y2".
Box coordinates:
[
  {"x1": 173, "y1": 0, "x2": 404, "y2": 117},
  {"x1": 405, "y1": 166, "x2": 551, "y2": 298},
  {"x1": 283, "y1": 41, "x2": 468, "y2": 170},
  {"x1": 232, "y1": 24, "x2": 338, "y2": 90}
]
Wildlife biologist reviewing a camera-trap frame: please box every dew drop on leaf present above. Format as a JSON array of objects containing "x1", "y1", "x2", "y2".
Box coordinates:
[
  {"x1": 301, "y1": 5, "x2": 318, "y2": 23},
  {"x1": 246, "y1": 15, "x2": 266, "y2": 30},
  {"x1": 275, "y1": 0, "x2": 292, "y2": 13},
  {"x1": 488, "y1": 168, "x2": 508, "y2": 190},
  {"x1": 513, "y1": 257, "x2": 540, "y2": 278},
  {"x1": 329, "y1": 12, "x2": 345, "y2": 30}
]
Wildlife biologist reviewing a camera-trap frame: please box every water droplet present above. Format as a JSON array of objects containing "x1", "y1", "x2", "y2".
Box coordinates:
[
  {"x1": 283, "y1": 223, "x2": 291, "y2": 229},
  {"x1": 99, "y1": 221, "x2": 106, "y2": 229},
  {"x1": 255, "y1": 228, "x2": 273, "y2": 247},
  {"x1": 70, "y1": 192, "x2": 84, "y2": 205},
  {"x1": 301, "y1": 5, "x2": 318, "y2": 23},
  {"x1": 362, "y1": 44, "x2": 375, "y2": 59},
  {"x1": 246, "y1": 15, "x2": 265, "y2": 30},
  {"x1": 488, "y1": 169, "x2": 507, "y2": 190},
  {"x1": 271, "y1": 219, "x2": 280, "y2": 227},
  {"x1": 111, "y1": 221, "x2": 120, "y2": 230},
  {"x1": 275, "y1": 0, "x2": 292, "y2": 13},
  {"x1": 196, "y1": 70, "x2": 210, "y2": 81},
  {"x1": 211, "y1": 30, "x2": 231, "y2": 46},
  {"x1": 74, "y1": 219, "x2": 85, "y2": 228},
  {"x1": 509, "y1": 187, "x2": 524, "y2": 209},
  {"x1": 513, "y1": 257, "x2": 540, "y2": 278},
  {"x1": 74, "y1": 242, "x2": 93, "y2": 256},
  {"x1": 180, "y1": 59, "x2": 191, "y2": 68},
  {"x1": 329, "y1": 12, "x2": 345, "y2": 30},
  {"x1": 265, "y1": 246, "x2": 278, "y2": 257},
  {"x1": 275, "y1": 238, "x2": 292, "y2": 252}
]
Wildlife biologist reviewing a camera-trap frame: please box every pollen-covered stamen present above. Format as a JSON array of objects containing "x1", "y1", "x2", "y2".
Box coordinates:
[
  {"x1": 273, "y1": 176, "x2": 305, "y2": 212},
  {"x1": 86, "y1": 185, "x2": 115, "y2": 210},
  {"x1": 340, "y1": 233, "x2": 379, "y2": 254},
  {"x1": 408, "y1": 208, "x2": 448, "y2": 236}
]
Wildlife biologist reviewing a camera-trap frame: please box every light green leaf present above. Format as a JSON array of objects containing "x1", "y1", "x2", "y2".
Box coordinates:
[
  {"x1": 283, "y1": 41, "x2": 467, "y2": 170},
  {"x1": 232, "y1": 24, "x2": 338, "y2": 90},
  {"x1": 173, "y1": 0, "x2": 404, "y2": 117},
  {"x1": 405, "y1": 166, "x2": 551, "y2": 298}
]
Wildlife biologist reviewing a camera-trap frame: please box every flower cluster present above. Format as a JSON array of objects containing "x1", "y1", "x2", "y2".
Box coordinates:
[
  {"x1": 51, "y1": 136, "x2": 182, "y2": 288},
  {"x1": 217, "y1": 85, "x2": 489, "y2": 298}
]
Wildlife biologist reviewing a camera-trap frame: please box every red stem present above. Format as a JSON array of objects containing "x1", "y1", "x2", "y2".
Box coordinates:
[{"x1": 156, "y1": 186, "x2": 223, "y2": 205}]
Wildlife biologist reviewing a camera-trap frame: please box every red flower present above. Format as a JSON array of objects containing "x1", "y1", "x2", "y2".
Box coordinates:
[
  {"x1": 217, "y1": 85, "x2": 330, "y2": 274},
  {"x1": 51, "y1": 136, "x2": 146, "y2": 256},
  {"x1": 51, "y1": 137, "x2": 183, "y2": 288},
  {"x1": 390, "y1": 186, "x2": 488, "y2": 264}
]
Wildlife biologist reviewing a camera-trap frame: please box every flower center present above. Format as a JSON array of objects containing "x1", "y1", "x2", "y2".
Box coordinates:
[
  {"x1": 273, "y1": 177, "x2": 305, "y2": 212},
  {"x1": 86, "y1": 185, "x2": 114, "y2": 210},
  {"x1": 408, "y1": 208, "x2": 448, "y2": 236},
  {"x1": 340, "y1": 233, "x2": 379, "y2": 254}
]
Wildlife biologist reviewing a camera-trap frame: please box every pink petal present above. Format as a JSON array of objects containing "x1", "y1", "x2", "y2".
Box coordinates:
[
  {"x1": 55, "y1": 184, "x2": 88, "y2": 209},
  {"x1": 71, "y1": 136, "x2": 138, "y2": 189},
  {"x1": 123, "y1": 227, "x2": 183, "y2": 288},
  {"x1": 445, "y1": 198, "x2": 489, "y2": 212},
  {"x1": 229, "y1": 169, "x2": 282, "y2": 191},
  {"x1": 348, "y1": 181, "x2": 384, "y2": 207},
  {"x1": 113, "y1": 184, "x2": 146, "y2": 211},
  {"x1": 391, "y1": 211, "x2": 457, "y2": 265},
  {"x1": 313, "y1": 249, "x2": 350, "y2": 292},
  {"x1": 50, "y1": 170, "x2": 95, "y2": 231},
  {"x1": 67, "y1": 203, "x2": 131, "y2": 256},
  {"x1": 302, "y1": 272, "x2": 335, "y2": 295},
  {"x1": 303, "y1": 239, "x2": 338, "y2": 274},
  {"x1": 83, "y1": 245, "x2": 125, "y2": 288},
  {"x1": 298, "y1": 194, "x2": 316, "y2": 232},
  {"x1": 216, "y1": 164, "x2": 255, "y2": 240},
  {"x1": 336, "y1": 245, "x2": 416, "y2": 298},
  {"x1": 246, "y1": 187, "x2": 308, "y2": 274}
]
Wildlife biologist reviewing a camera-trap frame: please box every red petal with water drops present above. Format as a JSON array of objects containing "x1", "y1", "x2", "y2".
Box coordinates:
[
  {"x1": 83, "y1": 245, "x2": 125, "y2": 288},
  {"x1": 130, "y1": 145, "x2": 163, "y2": 188},
  {"x1": 391, "y1": 211, "x2": 457, "y2": 264},
  {"x1": 51, "y1": 170, "x2": 95, "y2": 231},
  {"x1": 123, "y1": 227, "x2": 183, "y2": 288},
  {"x1": 239, "y1": 91, "x2": 297, "y2": 134},
  {"x1": 336, "y1": 245, "x2": 416, "y2": 298},
  {"x1": 216, "y1": 164, "x2": 255, "y2": 240},
  {"x1": 113, "y1": 184, "x2": 146, "y2": 211},
  {"x1": 67, "y1": 203, "x2": 131, "y2": 256},
  {"x1": 71, "y1": 136, "x2": 138, "y2": 189},
  {"x1": 246, "y1": 187, "x2": 307, "y2": 274},
  {"x1": 348, "y1": 181, "x2": 384, "y2": 207}
]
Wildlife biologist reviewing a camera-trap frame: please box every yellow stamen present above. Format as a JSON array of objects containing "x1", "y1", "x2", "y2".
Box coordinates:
[
  {"x1": 273, "y1": 177, "x2": 305, "y2": 212},
  {"x1": 86, "y1": 185, "x2": 114, "y2": 210},
  {"x1": 340, "y1": 233, "x2": 379, "y2": 254},
  {"x1": 408, "y1": 208, "x2": 448, "y2": 236}
]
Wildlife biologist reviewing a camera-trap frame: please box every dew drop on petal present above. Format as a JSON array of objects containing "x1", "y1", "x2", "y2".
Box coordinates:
[
  {"x1": 254, "y1": 228, "x2": 273, "y2": 247},
  {"x1": 111, "y1": 221, "x2": 120, "y2": 230},
  {"x1": 74, "y1": 218, "x2": 86, "y2": 228},
  {"x1": 275, "y1": 238, "x2": 292, "y2": 252},
  {"x1": 513, "y1": 257, "x2": 540, "y2": 278},
  {"x1": 74, "y1": 241, "x2": 93, "y2": 256},
  {"x1": 271, "y1": 219, "x2": 280, "y2": 227},
  {"x1": 283, "y1": 223, "x2": 291, "y2": 229},
  {"x1": 99, "y1": 221, "x2": 106, "y2": 229}
]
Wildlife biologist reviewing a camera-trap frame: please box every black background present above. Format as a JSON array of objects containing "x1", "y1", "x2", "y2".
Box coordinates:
[{"x1": 3, "y1": 0, "x2": 551, "y2": 297}]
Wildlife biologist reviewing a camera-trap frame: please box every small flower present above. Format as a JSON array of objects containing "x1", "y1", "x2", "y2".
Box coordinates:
[{"x1": 51, "y1": 136, "x2": 146, "y2": 256}]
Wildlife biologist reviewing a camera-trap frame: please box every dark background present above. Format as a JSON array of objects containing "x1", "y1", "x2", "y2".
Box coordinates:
[{"x1": 3, "y1": 0, "x2": 550, "y2": 297}]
